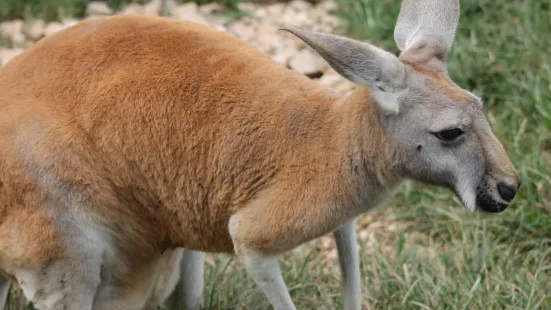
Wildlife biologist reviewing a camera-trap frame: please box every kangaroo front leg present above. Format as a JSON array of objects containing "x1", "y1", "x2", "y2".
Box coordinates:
[
  {"x1": 179, "y1": 249, "x2": 205, "y2": 310},
  {"x1": 334, "y1": 219, "x2": 362, "y2": 310},
  {"x1": 229, "y1": 214, "x2": 297, "y2": 310},
  {"x1": 240, "y1": 250, "x2": 295, "y2": 310},
  {"x1": 165, "y1": 249, "x2": 205, "y2": 310},
  {"x1": 0, "y1": 276, "x2": 10, "y2": 310}
]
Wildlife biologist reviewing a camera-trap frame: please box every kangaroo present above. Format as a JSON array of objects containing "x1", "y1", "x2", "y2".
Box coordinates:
[{"x1": 0, "y1": 0, "x2": 520, "y2": 309}]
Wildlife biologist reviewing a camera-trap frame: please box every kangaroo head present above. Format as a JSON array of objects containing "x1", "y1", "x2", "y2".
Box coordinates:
[{"x1": 282, "y1": 0, "x2": 520, "y2": 213}]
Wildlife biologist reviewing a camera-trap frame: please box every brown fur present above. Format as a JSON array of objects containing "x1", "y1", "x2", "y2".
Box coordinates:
[
  {"x1": 476, "y1": 123, "x2": 519, "y2": 179},
  {"x1": 0, "y1": 15, "x2": 401, "y2": 270},
  {"x1": 399, "y1": 43, "x2": 448, "y2": 72},
  {"x1": 402, "y1": 59, "x2": 471, "y2": 102}
]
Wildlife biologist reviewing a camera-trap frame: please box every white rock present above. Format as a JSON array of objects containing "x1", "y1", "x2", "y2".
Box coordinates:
[
  {"x1": 310, "y1": 24, "x2": 333, "y2": 34},
  {"x1": 265, "y1": 3, "x2": 285, "y2": 17},
  {"x1": 252, "y1": 7, "x2": 268, "y2": 19},
  {"x1": 256, "y1": 23, "x2": 278, "y2": 36},
  {"x1": 317, "y1": 0, "x2": 337, "y2": 12},
  {"x1": 43, "y1": 22, "x2": 63, "y2": 37},
  {"x1": 41, "y1": 19, "x2": 76, "y2": 38},
  {"x1": 173, "y1": 3, "x2": 209, "y2": 25},
  {"x1": 319, "y1": 14, "x2": 341, "y2": 28},
  {"x1": 228, "y1": 22, "x2": 257, "y2": 42},
  {"x1": 319, "y1": 68, "x2": 344, "y2": 87},
  {"x1": 320, "y1": 237, "x2": 333, "y2": 249},
  {"x1": 0, "y1": 20, "x2": 25, "y2": 45},
  {"x1": 10, "y1": 32, "x2": 25, "y2": 45},
  {"x1": 22, "y1": 19, "x2": 45, "y2": 41},
  {"x1": 256, "y1": 32, "x2": 283, "y2": 54},
  {"x1": 272, "y1": 47, "x2": 295, "y2": 66},
  {"x1": 204, "y1": 16, "x2": 227, "y2": 29},
  {"x1": 280, "y1": 8, "x2": 309, "y2": 27},
  {"x1": 289, "y1": 0, "x2": 312, "y2": 12},
  {"x1": 0, "y1": 20, "x2": 23, "y2": 37},
  {"x1": 327, "y1": 248, "x2": 338, "y2": 260},
  {"x1": 22, "y1": 40, "x2": 35, "y2": 48},
  {"x1": 358, "y1": 229, "x2": 370, "y2": 241},
  {"x1": 259, "y1": 38, "x2": 280, "y2": 52},
  {"x1": 0, "y1": 48, "x2": 24, "y2": 66},
  {"x1": 288, "y1": 48, "x2": 327, "y2": 78},
  {"x1": 143, "y1": 0, "x2": 161, "y2": 16},
  {"x1": 62, "y1": 19, "x2": 79, "y2": 28},
  {"x1": 199, "y1": 3, "x2": 224, "y2": 15},
  {"x1": 173, "y1": 2, "x2": 198, "y2": 16},
  {"x1": 282, "y1": 38, "x2": 302, "y2": 52},
  {"x1": 214, "y1": 25, "x2": 228, "y2": 32},
  {"x1": 119, "y1": 3, "x2": 145, "y2": 15},
  {"x1": 86, "y1": 1, "x2": 113, "y2": 16}
]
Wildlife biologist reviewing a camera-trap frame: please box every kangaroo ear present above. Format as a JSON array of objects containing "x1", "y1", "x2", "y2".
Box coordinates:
[
  {"x1": 393, "y1": 0, "x2": 460, "y2": 72},
  {"x1": 280, "y1": 27, "x2": 406, "y2": 114}
]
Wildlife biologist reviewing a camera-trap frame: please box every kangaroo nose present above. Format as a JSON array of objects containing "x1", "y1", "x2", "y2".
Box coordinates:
[{"x1": 497, "y1": 182, "x2": 517, "y2": 202}]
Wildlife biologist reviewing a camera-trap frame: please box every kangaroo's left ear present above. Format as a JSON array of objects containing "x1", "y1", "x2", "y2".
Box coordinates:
[
  {"x1": 280, "y1": 27, "x2": 407, "y2": 115},
  {"x1": 393, "y1": 0, "x2": 461, "y2": 72}
]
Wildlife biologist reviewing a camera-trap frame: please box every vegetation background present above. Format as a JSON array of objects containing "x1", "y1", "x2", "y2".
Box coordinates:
[{"x1": 0, "y1": 0, "x2": 549, "y2": 309}]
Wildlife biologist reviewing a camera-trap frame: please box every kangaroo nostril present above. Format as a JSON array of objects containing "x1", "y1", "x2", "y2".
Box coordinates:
[{"x1": 497, "y1": 182, "x2": 516, "y2": 202}]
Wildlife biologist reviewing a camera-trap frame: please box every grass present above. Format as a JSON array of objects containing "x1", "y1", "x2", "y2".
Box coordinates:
[
  {"x1": 0, "y1": 0, "x2": 90, "y2": 22},
  {"x1": 3, "y1": 0, "x2": 551, "y2": 309}
]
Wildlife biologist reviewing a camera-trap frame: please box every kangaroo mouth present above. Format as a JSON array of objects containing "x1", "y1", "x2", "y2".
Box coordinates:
[
  {"x1": 475, "y1": 193, "x2": 509, "y2": 213},
  {"x1": 475, "y1": 177, "x2": 510, "y2": 213}
]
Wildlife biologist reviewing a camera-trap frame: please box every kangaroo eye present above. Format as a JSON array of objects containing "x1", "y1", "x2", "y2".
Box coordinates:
[{"x1": 434, "y1": 128, "x2": 464, "y2": 142}]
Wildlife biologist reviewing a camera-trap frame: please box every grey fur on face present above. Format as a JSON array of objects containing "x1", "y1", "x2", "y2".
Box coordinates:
[{"x1": 281, "y1": 0, "x2": 519, "y2": 213}]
